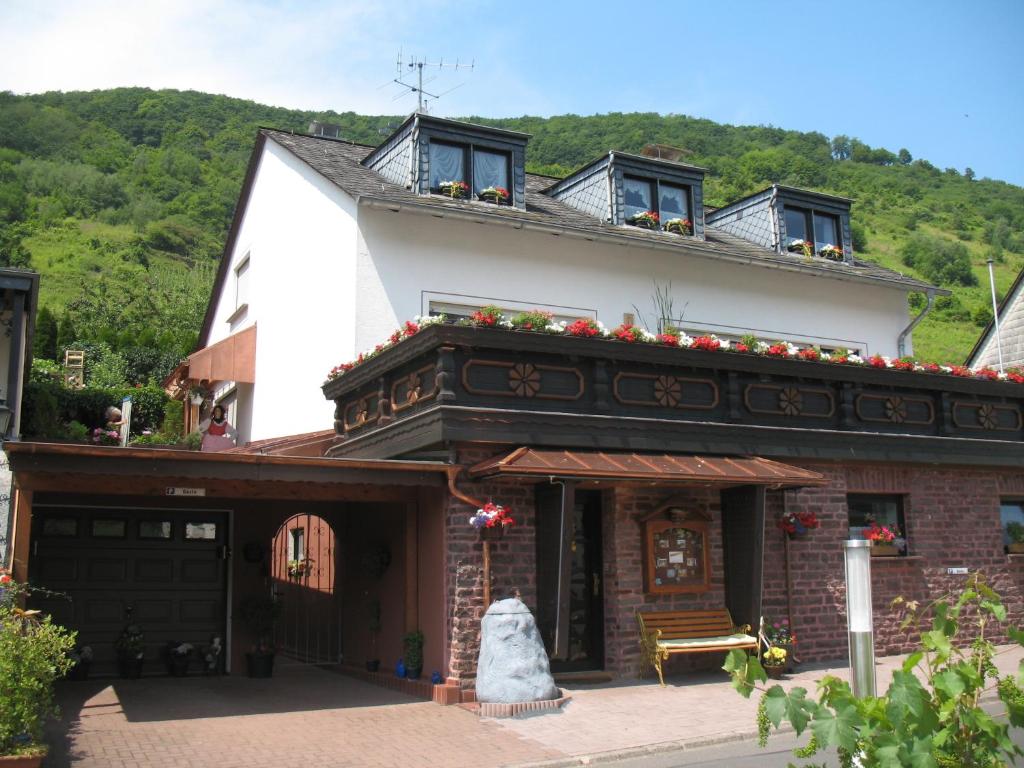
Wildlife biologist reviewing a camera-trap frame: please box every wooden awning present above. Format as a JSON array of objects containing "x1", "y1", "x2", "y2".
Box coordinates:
[
  {"x1": 468, "y1": 447, "x2": 826, "y2": 488},
  {"x1": 186, "y1": 325, "x2": 256, "y2": 385}
]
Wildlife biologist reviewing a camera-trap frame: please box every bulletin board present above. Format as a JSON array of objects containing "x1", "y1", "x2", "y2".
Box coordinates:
[{"x1": 643, "y1": 517, "x2": 710, "y2": 594}]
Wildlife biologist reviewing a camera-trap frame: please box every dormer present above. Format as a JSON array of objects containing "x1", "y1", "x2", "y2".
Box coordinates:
[
  {"x1": 705, "y1": 185, "x2": 853, "y2": 264},
  {"x1": 545, "y1": 152, "x2": 707, "y2": 238},
  {"x1": 362, "y1": 113, "x2": 529, "y2": 211}
]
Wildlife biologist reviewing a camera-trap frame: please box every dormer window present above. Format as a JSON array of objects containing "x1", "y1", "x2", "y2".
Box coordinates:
[
  {"x1": 427, "y1": 141, "x2": 512, "y2": 202},
  {"x1": 784, "y1": 206, "x2": 841, "y2": 254},
  {"x1": 623, "y1": 177, "x2": 692, "y2": 231}
]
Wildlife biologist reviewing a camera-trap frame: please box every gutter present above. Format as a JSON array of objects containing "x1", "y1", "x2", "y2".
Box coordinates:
[
  {"x1": 358, "y1": 196, "x2": 943, "y2": 295},
  {"x1": 897, "y1": 289, "x2": 935, "y2": 358}
]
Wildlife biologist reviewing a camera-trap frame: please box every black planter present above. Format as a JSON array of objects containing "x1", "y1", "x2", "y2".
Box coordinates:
[
  {"x1": 69, "y1": 661, "x2": 92, "y2": 681},
  {"x1": 406, "y1": 666, "x2": 423, "y2": 680},
  {"x1": 365, "y1": 660, "x2": 380, "y2": 672},
  {"x1": 246, "y1": 652, "x2": 275, "y2": 678},
  {"x1": 169, "y1": 656, "x2": 190, "y2": 677},
  {"x1": 118, "y1": 656, "x2": 144, "y2": 679}
]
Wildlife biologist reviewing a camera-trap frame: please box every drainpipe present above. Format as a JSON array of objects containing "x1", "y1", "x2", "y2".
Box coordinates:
[{"x1": 897, "y1": 290, "x2": 935, "y2": 358}]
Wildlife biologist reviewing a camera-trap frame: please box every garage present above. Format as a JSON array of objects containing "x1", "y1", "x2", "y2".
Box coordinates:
[{"x1": 29, "y1": 504, "x2": 230, "y2": 677}]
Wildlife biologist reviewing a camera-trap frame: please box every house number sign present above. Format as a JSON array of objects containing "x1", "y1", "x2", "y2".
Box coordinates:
[{"x1": 165, "y1": 487, "x2": 206, "y2": 497}]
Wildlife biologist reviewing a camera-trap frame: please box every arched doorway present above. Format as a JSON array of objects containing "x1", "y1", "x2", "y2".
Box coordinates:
[{"x1": 271, "y1": 513, "x2": 341, "y2": 664}]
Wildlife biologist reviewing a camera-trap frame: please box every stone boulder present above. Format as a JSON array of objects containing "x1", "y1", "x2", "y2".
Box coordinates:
[{"x1": 476, "y1": 598, "x2": 560, "y2": 703}]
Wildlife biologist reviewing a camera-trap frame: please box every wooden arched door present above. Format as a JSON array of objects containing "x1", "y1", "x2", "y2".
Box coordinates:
[{"x1": 271, "y1": 513, "x2": 341, "y2": 663}]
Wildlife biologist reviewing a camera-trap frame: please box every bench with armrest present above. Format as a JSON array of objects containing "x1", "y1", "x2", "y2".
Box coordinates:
[{"x1": 636, "y1": 608, "x2": 758, "y2": 686}]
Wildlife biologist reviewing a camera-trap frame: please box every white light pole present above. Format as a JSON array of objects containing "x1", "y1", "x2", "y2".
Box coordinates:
[
  {"x1": 987, "y1": 258, "x2": 1005, "y2": 373},
  {"x1": 843, "y1": 539, "x2": 875, "y2": 698}
]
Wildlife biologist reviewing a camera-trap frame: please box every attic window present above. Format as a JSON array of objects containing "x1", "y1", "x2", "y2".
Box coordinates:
[
  {"x1": 784, "y1": 206, "x2": 840, "y2": 254},
  {"x1": 428, "y1": 141, "x2": 512, "y2": 203},
  {"x1": 623, "y1": 176, "x2": 691, "y2": 231}
]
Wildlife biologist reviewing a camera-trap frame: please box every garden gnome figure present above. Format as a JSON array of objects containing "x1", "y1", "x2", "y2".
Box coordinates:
[{"x1": 476, "y1": 597, "x2": 559, "y2": 703}]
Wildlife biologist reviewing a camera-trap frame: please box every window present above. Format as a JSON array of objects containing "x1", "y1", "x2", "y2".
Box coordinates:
[
  {"x1": 185, "y1": 522, "x2": 218, "y2": 540},
  {"x1": 623, "y1": 176, "x2": 692, "y2": 227},
  {"x1": 234, "y1": 255, "x2": 250, "y2": 310},
  {"x1": 847, "y1": 494, "x2": 906, "y2": 552},
  {"x1": 42, "y1": 517, "x2": 78, "y2": 537},
  {"x1": 138, "y1": 521, "x2": 172, "y2": 540},
  {"x1": 291, "y1": 528, "x2": 305, "y2": 561},
  {"x1": 92, "y1": 519, "x2": 126, "y2": 538},
  {"x1": 784, "y1": 207, "x2": 841, "y2": 253},
  {"x1": 428, "y1": 141, "x2": 512, "y2": 201},
  {"x1": 1000, "y1": 501, "x2": 1024, "y2": 548}
]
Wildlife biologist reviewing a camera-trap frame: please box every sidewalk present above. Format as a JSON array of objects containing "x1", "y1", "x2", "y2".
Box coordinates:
[{"x1": 494, "y1": 643, "x2": 1024, "y2": 767}]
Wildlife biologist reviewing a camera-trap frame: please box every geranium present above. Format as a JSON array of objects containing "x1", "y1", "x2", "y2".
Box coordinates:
[
  {"x1": 950, "y1": 365, "x2": 973, "y2": 378},
  {"x1": 891, "y1": 358, "x2": 916, "y2": 371},
  {"x1": 565, "y1": 318, "x2": 602, "y2": 337},
  {"x1": 612, "y1": 324, "x2": 647, "y2": 343},
  {"x1": 921, "y1": 362, "x2": 942, "y2": 374},
  {"x1": 864, "y1": 521, "x2": 900, "y2": 544},
  {"x1": 868, "y1": 354, "x2": 890, "y2": 369},
  {"x1": 975, "y1": 368, "x2": 1001, "y2": 381},
  {"x1": 627, "y1": 210, "x2": 659, "y2": 227},
  {"x1": 656, "y1": 332, "x2": 681, "y2": 346},
  {"x1": 819, "y1": 244, "x2": 844, "y2": 261},
  {"x1": 403, "y1": 320, "x2": 420, "y2": 337},
  {"x1": 798, "y1": 347, "x2": 821, "y2": 362},
  {"x1": 92, "y1": 428, "x2": 120, "y2": 446},
  {"x1": 1008, "y1": 369, "x2": 1024, "y2": 384},
  {"x1": 733, "y1": 342, "x2": 750, "y2": 353},
  {"x1": 438, "y1": 180, "x2": 469, "y2": 199},
  {"x1": 471, "y1": 305, "x2": 504, "y2": 327},
  {"x1": 511, "y1": 309, "x2": 554, "y2": 331},
  {"x1": 691, "y1": 335, "x2": 722, "y2": 352},
  {"x1": 663, "y1": 217, "x2": 693, "y2": 235},
  {"x1": 778, "y1": 510, "x2": 820, "y2": 536},
  {"x1": 468, "y1": 502, "x2": 515, "y2": 529},
  {"x1": 787, "y1": 239, "x2": 814, "y2": 258},
  {"x1": 479, "y1": 186, "x2": 509, "y2": 203},
  {"x1": 766, "y1": 342, "x2": 796, "y2": 357}
]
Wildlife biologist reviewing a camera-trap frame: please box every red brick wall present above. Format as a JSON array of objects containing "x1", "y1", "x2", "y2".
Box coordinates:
[{"x1": 762, "y1": 463, "x2": 1024, "y2": 663}]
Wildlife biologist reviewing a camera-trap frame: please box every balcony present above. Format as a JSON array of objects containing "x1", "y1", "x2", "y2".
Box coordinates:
[{"x1": 321, "y1": 325, "x2": 1023, "y2": 465}]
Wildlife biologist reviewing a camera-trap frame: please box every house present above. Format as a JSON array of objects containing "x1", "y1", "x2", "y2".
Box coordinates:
[
  {"x1": 8, "y1": 116, "x2": 1023, "y2": 692},
  {"x1": 967, "y1": 265, "x2": 1024, "y2": 371}
]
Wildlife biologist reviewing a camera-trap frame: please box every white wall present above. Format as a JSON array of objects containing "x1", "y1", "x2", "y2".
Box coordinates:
[
  {"x1": 356, "y1": 208, "x2": 911, "y2": 358},
  {"x1": 205, "y1": 139, "x2": 359, "y2": 441}
]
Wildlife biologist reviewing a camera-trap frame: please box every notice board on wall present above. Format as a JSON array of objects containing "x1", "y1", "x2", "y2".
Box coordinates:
[{"x1": 643, "y1": 514, "x2": 710, "y2": 595}]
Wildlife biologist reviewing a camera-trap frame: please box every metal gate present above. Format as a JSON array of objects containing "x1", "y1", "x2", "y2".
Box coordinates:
[{"x1": 271, "y1": 513, "x2": 342, "y2": 664}]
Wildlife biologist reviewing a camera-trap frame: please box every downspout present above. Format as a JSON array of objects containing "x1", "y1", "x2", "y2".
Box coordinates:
[
  {"x1": 607, "y1": 153, "x2": 616, "y2": 224},
  {"x1": 897, "y1": 290, "x2": 935, "y2": 358}
]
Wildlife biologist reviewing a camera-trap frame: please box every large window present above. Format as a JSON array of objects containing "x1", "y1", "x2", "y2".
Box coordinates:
[
  {"x1": 784, "y1": 206, "x2": 841, "y2": 253},
  {"x1": 848, "y1": 494, "x2": 907, "y2": 553},
  {"x1": 428, "y1": 141, "x2": 511, "y2": 201},
  {"x1": 623, "y1": 176, "x2": 691, "y2": 227}
]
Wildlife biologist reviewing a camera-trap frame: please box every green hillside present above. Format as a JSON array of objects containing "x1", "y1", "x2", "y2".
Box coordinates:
[{"x1": 1, "y1": 87, "x2": 1021, "y2": 385}]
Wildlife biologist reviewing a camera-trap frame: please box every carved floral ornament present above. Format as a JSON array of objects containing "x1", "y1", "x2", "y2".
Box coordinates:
[
  {"x1": 778, "y1": 387, "x2": 804, "y2": 416},
  {"x1": 978, "y1": 403, "x2": 998, "y2": 430},
  {"x1": 884, "y1": 396, "x2": 908, "y2": 424},
  {"x1": 654, "y1": 375, "x2": 682, "y2": 407},
  {"x1": 508, "y1": 363, "x2": 541, "y2": 397}
]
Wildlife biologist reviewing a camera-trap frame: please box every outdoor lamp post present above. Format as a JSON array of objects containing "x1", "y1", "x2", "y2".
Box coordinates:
[{"x1": 843, "y1": 539, "x2": 876, "y2": 698}]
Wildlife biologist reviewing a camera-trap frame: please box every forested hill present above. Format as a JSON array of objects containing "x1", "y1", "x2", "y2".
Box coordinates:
[{"x1": 1, "y1": 87, "x2": 1022, "y2": 387}]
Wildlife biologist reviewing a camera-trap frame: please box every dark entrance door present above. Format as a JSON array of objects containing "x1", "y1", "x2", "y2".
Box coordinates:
[
  {"x1": 29, "y1": 504, "x2": 229, "y2": 677},
  {"x1": 536, "y1": 487, "x2": 604, "y2": 672}
]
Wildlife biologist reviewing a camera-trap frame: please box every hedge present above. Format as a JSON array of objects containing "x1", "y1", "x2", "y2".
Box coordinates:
[{"x1": 22, "y1": 381, "x2": 170, "y2": 440}]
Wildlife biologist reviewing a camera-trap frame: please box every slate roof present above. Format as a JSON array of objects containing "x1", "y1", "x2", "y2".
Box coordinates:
[{"x1": 263, "y1": 128, "x2": 940, "y2": 294}]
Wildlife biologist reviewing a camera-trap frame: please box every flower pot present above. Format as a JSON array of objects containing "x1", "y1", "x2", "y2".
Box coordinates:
[
  {"x1": 480, "y1": 525, "x2": 506, "y2": 541},
  {"x1": 479, "y1": 193, "x2": 508, "y2": 205},
  {"x1": 764, "y1": 664, "x2": 785, "y2": 679},
  {"x1": 629, "y1": 220, "x2": 657, "y2": 230},
  {"x1": 68, "y1": 660, "x2": 92, "y2": 681},
  {"x1": 1008, "y1": 543, "x2": 1024, "y2": 554},
  {"x1": 365, "y1": 659, "x2": 380, "y2": 673},
  {"x1": 406, "y1": 666, "x2": 422, "y2": 680},
  {"x1": 0, "y1": 751, "x2": 47, "y2": 767},
  {"x1": 245, "y1": 652, "x2": 275, "y2": 678},
  {"x1": 871, "y1": 544, "x2": 900, "y2": 557},
  {"x1": 117, "y1": 656, "x2": 144, "y2": 679}
]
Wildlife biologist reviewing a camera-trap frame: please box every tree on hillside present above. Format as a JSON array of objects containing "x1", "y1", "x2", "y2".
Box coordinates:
[
  {"x1": 965, "y1": 167, "x2": 975, "y2": 181},
  {"x1": 830, "y1": 135, "x2": 851, "y2": 161},
  {"x1": 899, "y1": 233, "x2": 978, "y2": 287},
  {"x1": 898, "y1": 148, "x2": 912, "y2": 165},
  {"x1": 33, "y1": 306, "x2": 58, "y2": 361}
]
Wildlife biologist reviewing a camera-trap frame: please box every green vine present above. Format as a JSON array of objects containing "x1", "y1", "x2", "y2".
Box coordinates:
[{"x1": 756, "y1": 694, "x2": 770, "y2": 747}]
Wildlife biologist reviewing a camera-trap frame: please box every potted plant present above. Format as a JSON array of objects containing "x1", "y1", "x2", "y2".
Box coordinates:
[
  {"x1": 67, "y1": 645, "x2": 94, "y2": 681},
  {"x1": 241, "y1": 594, "x2": 281, "y2": 678},
  {"x1": 164, "y1": 641, "x2": 193, "y2": 677},
  {"x1": 663, "y1": 217, "x2": 693, "y2": 235},
  {"x1": 1007, "y1": 522, "x2": 1024, "y2": 554},
  {"x1": 403, "y1": 630, "x2": 424, "y2": 680},
  {"x1": 478, "y1": 186, "x2": 510, "y2": 205},
  {"x1": 777, "y1": 510, "x2": 820, "y2": 538},
  {"x1": 762, "y1": 646, "x2": 787, "y2": 679},
  {"x1": 287, "y1": 558, "x2": 311, "y2": 579},
  {"x1": 365, "y1": 598, "x2": 381, "y2": 672},
  {"x1": 626, "y1": 210, "x2": 659, "y2": 229},
  {"x1": 114, "y1": 613, "x2": 145, "y2": 679},
  {"x1": 864, "y1": 520, "x2": 902, "y2": 557},
  {"x1": 761, "y1": 617, "x2": 796, "y2": 671},
  {"x1": 469, "y1": 502, "x2": 515, "y2": 540},
  {"x1": 437, "y1": 180, "x2": 469, "y2": 200},
  {"x1": 0, "y1": 572, "x2": 76, "y2": 766},
  {"x1": 819, "y1": 244, "x2": 844, "y2": 261}
]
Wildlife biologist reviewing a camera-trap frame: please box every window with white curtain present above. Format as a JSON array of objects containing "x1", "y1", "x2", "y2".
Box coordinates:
[
  {"x1": 429, "y1": 142, "x2": 465, "y2": 189},
  {"x1": 427, "y1": 140, "x2": 512, "y2": 203},
  {"x1": 472, "y1": 149, "x2": 509, "y2": 195}
]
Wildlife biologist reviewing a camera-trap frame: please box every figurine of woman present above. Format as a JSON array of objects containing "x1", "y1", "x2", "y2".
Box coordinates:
[{"x1": 198, "y1": 405, "x2": 237, "y2": 452}]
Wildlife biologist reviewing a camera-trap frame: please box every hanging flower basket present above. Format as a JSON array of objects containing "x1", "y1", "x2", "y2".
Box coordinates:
[
  {"x1": 778, "y1": 510, "x2": 820, "y2": 538},
  {"x1": 469, "y1": 502, "x2": 515, "y2": 539}
]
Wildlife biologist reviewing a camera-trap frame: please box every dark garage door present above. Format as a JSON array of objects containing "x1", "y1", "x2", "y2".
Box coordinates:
[{"x1": 29, "y1": 504, "x2": 229, "y2": 677}]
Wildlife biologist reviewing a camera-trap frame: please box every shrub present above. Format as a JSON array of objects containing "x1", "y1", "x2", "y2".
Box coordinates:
[
  {"x1": 21, "y1": 381, "x2": 169, "y2": 439},
  {"x1": 899, "y1": 233, "x2": 978, "y2": 287},
  {"x1": 0, "y1": 577, "x2": 77, "y2": 756}
]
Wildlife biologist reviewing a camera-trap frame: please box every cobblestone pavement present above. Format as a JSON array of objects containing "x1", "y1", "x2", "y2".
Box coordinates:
[{"x1": 44, "y1": 646, "x2": 1024, "y2": 768}]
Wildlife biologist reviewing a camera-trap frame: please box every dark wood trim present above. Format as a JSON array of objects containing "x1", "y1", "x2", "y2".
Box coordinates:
[
  {"x1": 744, "y1": 383, "x2": 835, "y2": 419},
  {"x1": 612, "y1": 371, "x2": 719, "y2": 410},
  {"x1": 391, "y1": 364, "x2": 438, "y2": 414},
  {"x1": 461, "y1": 359, "x2": 584, "y2": 401},
  {"x1": 951, "y1": 402, "x2": 1022, "y2": 432},
  {"x1": 6, "y1": 290, "x2": 25, "y2": 438},
  {"x1": 855, "y1": 393, "x2": 934, "y2": 426}
]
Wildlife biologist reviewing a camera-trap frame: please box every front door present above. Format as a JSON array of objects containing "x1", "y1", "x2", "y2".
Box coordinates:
[{"x1": 536, "y1": 488, "x2": 604, "y2": 672}]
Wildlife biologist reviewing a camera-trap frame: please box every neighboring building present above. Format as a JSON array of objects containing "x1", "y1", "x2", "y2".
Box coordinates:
[
  {"x1": 0, "y1": 268, "x2": 39, "y2": 562},
  {"x1": 968, "y1": 265, "x2": 1024, "y2": 371},
  {"x1": 8, "y1": 118, "x2": 1023, "y2": 694}
]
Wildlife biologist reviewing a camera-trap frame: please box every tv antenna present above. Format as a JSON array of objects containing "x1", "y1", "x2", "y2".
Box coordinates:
[{"x1": 393, "y1": 51, "x2": 474, "y2": 113}]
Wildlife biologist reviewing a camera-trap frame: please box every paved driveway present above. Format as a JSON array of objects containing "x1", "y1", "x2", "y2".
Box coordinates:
[{"x1": 45, "y1": 658, "x2": 561, "y2": 768}]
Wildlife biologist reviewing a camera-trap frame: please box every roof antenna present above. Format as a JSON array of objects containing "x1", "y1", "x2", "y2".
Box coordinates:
[{"x1": 392, "y1": 49, "x2": 474, "y2": 114}]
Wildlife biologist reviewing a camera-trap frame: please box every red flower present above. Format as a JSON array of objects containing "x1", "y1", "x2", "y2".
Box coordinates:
[
  {"x1": 691, "y1": 335, "x2": 721, "y2": 352},
  {"x1": 975, "y1": 368, "x2": 1000, "y2": 381},
  {"x1": 656, "y1": 333, "x2": 680, "y2": 346},
  {"x1": 403, "y1": 320, "x2": 420, "y2": 337},
  {"x1": 921, "y1": 362, "x2": 941, "y2": 374},
  {"x1": 733, "y1": 343, "x2": 750, "y2": 353},
  {"x1": 891, "y1": 358, "x2": 915, "y2": 371},
  {"x1": 389, "y1": 330, "x2": 402, "y2": 344},
  {"x1": 1008, "y1": 370, "x2": 1024, "y2": 384},
  {"x1": 766, "y1": 344, "x2": 789, "y2": 357},
  {"x1": 868, "y1": 354, "x2": 888, "y2": 369},
  {"x1": 566, "y1": 318, "x2": 600, "y2": 337},
  {"x1": 612, "y1": 324, "x2": 644, "y2": 342},
  {"x1": 374, "y1": 344, "x2": 384, "y2": 353},
  {"x1": 798, "y1": 347, "x2": 820, "y2": 362},
  {"x1": 950, "y1": 365, "x2": 972, "y2": 377}
]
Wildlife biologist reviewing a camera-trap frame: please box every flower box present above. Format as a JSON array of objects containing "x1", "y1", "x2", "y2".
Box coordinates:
[
  {"x1": 819, "y1": 244, "x2": 845, "y2": 261},
  {"x1": 1008, "y1": 543, "x2": 1024, "y2": 554},
  {"x1": 478, "y1": 186, "x2": 510, "y2": 205},
  {"x1": 437, "y1": 181, "x2": 469, "y2": 200},
  {"x1": 663, "y1": 218, "x2": 693, "y2": 236},
  {"x1": 871, "y1": 544, "x2": 900, "y2": 557},
  {"x1": 786, "y1": 240, "x2": 814, "y2": 258},
  {"x1": 627, "y1": 211, "x2": 660, "y2": 229}
]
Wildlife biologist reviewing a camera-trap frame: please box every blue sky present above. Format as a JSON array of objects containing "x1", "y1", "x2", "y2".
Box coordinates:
[{"x1": 2, "y1": 0, "x2": 1022, "y2": 184}]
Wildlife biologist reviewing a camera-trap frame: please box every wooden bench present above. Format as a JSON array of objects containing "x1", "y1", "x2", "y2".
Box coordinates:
[{"x1": 636, "y1": 608, "x2": 757, "y2": 686}]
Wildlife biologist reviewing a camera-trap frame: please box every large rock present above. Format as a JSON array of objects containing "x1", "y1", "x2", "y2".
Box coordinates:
[{"x1": 476, "y1": 598, "x2": 559, "y2": 703}]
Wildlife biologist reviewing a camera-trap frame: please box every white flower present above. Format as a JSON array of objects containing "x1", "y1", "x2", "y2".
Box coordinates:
[
  {"x1": 755, "y1": 341, "x2": 771, "y2": 353},
  {"x1": 415, "y1": 314, "x2": 446, "y2": 327},
  {"x1": 499, "y1": 319, "x2": 514, "y2": 329},
  {"x1": 820, "y1": 352, "x2": 832, "y2": 362},
  {"x1": 848, "y1": 354, "x2": 864, "y2": 364},
  {"x1": 678, "y1": 333, "x2": 695, "y2": 348},
  {"x1": 638, "y1": 329, "x2": 658, "y2": 343}
]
